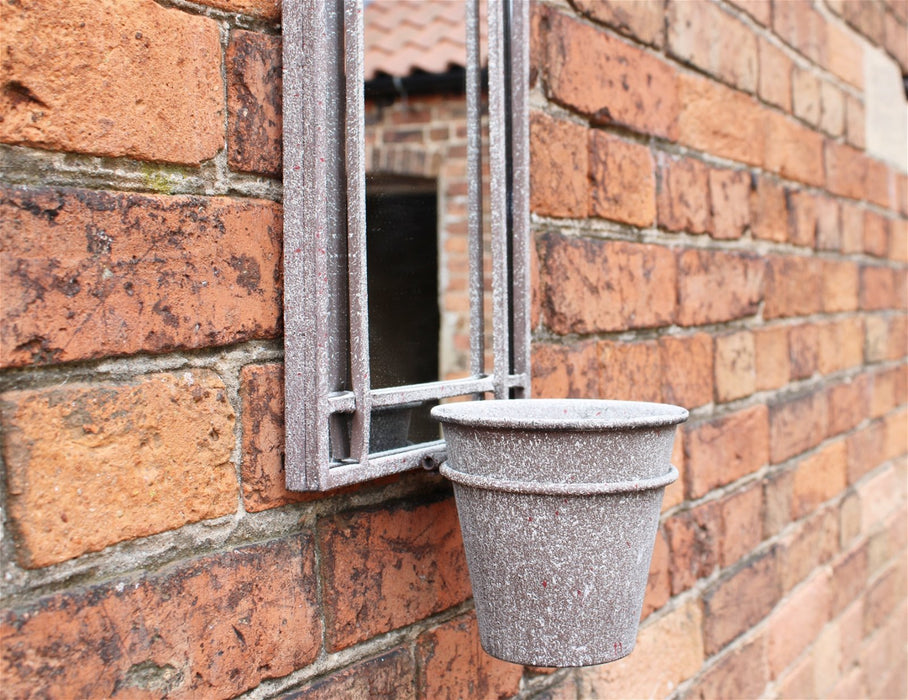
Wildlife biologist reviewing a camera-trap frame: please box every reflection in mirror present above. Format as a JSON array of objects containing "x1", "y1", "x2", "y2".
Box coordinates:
[{"x1": 362, "y1": 0, "x2": 490, "y2": 451}]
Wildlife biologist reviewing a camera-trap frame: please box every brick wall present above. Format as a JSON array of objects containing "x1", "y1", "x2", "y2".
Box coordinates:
[{"x1": 1, "y1": 1, "x2": 906, "y2": 699}]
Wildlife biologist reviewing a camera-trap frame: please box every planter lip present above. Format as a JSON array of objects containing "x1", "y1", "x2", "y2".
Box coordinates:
[
  {"x1": 439, "y1": 463, "x2": 679, "y2": 496},
  {"x1": 431, "y1": 398, "x2": 689, "y2": 431}
]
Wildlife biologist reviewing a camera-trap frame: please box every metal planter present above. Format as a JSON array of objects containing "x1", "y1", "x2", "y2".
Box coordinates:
[{"x1": 431, "y1": 399, "x2": 688, "y2": 667}]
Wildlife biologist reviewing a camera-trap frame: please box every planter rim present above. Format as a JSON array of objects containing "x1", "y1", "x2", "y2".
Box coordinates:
[
  {"x1": 439, "y1": 463, "x2": 679, "y2": 496},
  {"x1": 431, "y1": 398, "x2": 689, "y2": 431}
]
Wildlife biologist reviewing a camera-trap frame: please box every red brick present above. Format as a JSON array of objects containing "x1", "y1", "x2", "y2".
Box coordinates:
[
  {"x1": 656, "y1": 154, "x2": 712, "y2": 234},
  {"x1": 818, "y1": 317, "x2": 864, "y2": 375},
  {"x1": 845, "y1": 94, "x2": 866, "y2": 149},
  {"x1": 545, "y1": 11, "x2": 678, "y2": 138},
  {"x1": 884, "y1": 407, "x2": 908, "y2": 461},
  {"x1": 320, "y1": 498, "x2": 471, "y2": 650},
  {"x1": 787, "y1": 189, "x2": 816, "y2": 247},
  {"x1": 287, "y1": 648, "x2": 414, "y2": 699},
  {"x1": 0, "y1": 370, "x2": 237, "y2": 568},
  {"x1": 588, "y1": 131, "x2": 655, "y2": 227},
  {"x1": 751, "y1": 176, "x2": 789, "y2": 242},
  {"x1": 667, "y1": 0, "x2": 758, "y2": 92},
  {"x1": 598, "y1": 340, "x2": 662, "y2": 403},
  {"x1": 416, "y1": 613, "x2": 523, "y2": 700},
  {"x1": 689, "y1": 632, "x2": 768, "y2": 700},
  {"x1": 819, "y1": 80, "x2": 845, "y2": 137},
  {"x1": 825, "y1": 140, "x2": 868, "y2": 200},
  {"x1": 530, "y1": 112, "x2": 588, "y2": 218},
  {"x1": 825, "y1": 20, "x2": 865, "y2": 89},
  {"x1": 676, "y1": 249, "x2": 764, "y2": 326},
  {"x1": 773, "y1": 0, "x2": 828, "y2": 65},
  {"x1": 847, "y1": 420, "x2": 886, "y2": 484},
  {"x1": 764, "y1": 255, "x2": 822, "y2": 319},
  {"x1": 685, "y1": 405, "x2": 770, "y2": 499},
  {"x1": 769, "y1": 570, "x2": 832, "y2": 679},
  {"x1": 640, "y1": 527, "x2": 670, "y2": 620},
  {"x1": 539, "y1": 234, "x2": 677, "y2": 334},
  {"x1": 861, "y1": 265, "x2": 900, "y2": 310},
  {"x1": 0, "y1": 0, "x2": 223, "y2": 164},
  {"x1": 763, "y1": 468, "x2": 794, "y2": 538},
  {"x1": 531, "y1": 341, "x2": 601, "y2": 399},
  {"x1": 870, "y1": 365, "x2": 905, "y2": 417},
  {"x1": 659, "y1": 333, "x2": 714, "y2": 409},
  {"x1": 840, "y1": 201, "x2": 865, "y2": 254},
  {"x1": 890, "y1": 218, "x2": 908, "y2": 262},
  {"x1": 709, "y1": 168, "x2": 751, "y2": 240},
  {"x1": 0, "y1": 186, "x2": 282, "y2": 368},
  {"x1": 703, "y1": 548, "x2": 781, "y2": 655},
  {"x1": 788, "y1": 322, "x2": 819, "y2": 380},
  {"x1": 815, "y1": 195, "x2": 842, "y2": 250},
  {"x1": 569, "y1": 0, "x2": 665, "y2": 47},
  {"x1": 779, "y1": 506, "x2": 839, "y2": 591},
  {"x1": 821, "y1": 259, "x2": 860, "y2": 312},
  {"x1": 0, "y1": 536, "x2": 320, "y2": 698},
  {"x1": 831, "y1": 543, "x2": 869, "y2": 613},
  {"x1": 769, "y1": 390, "x2": 828, "y2": 463},
  {"x1": 763, "y1": 110, "x2": 825, "y2": 186},
  {"x1": 729, "y1": 0, "x2": 771, "y2": 25},
  {"x1": 719, "y1": 482, "x2": 764, "y2": 568},
  {"x1": 195, "y1": 0, "x2": 279, "y2": 20},
  {"x1": 665, "y1": 501, "x2": 722, "y2": 594},
  {"x1": 792, "y1": 66, "x2": 822, "y2": 127},
  {"x1": 864, "y1": 211, "x2": 891, "y2": 259},
  {"x1": 827, "y1": 375, "x2": 870, "y2": 437},
  {"x1": 791, "y1": 440, "x2": 848, "y2": 520},
  {"x1": 715, "y1": 330, "x2": 756, "y2": 402},
  {"x1": 758, "y1": 37, "x2": 793, "y2": 111},
  {"x1": 227, "y1": 30, "x2": 282, "y2": 176},
  {"x1": 754, "y1": 326, "x2": 790, "y2": 391},
  {"x1": 677, "y1": 73, "x2": 765, "y2": 167}
]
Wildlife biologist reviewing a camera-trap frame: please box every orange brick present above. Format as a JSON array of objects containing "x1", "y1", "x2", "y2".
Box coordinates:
[
  {"x1": 320, "y1": 498, "x2": 471, "y2": 650},
  {"x1": 640, "y1": 528, "x2": 670, "y2": 620},
  {"x1": 539, "y1": 234, "x2": 677, "y2": 334},
  {"x1": 821, "y1": 259, "x2": 860, "y2": 312},
  {"x1": 815, "y1": 195, "x2": 842, "y2": 250},
  {"x1": 719, "y1": 482, "x2": 764, "y2": 568},
  {"x1": 530, "y1": 112, "x2": 588, "y2": 218},
  {"x1": 685, "y1": 405, "x2": 770, "y2": 499},
  {"x1": 818, "y1": 317, "x2": 864, "y2": 375},
  {"x1": 0, "y1": 0, "x2": 223, "y2": 164},
  {"x1": 865, "y1": 156, "x2": 893, "y2": 210},
  {"x1": 788, "y1": 322, "x2": 819, "y2": 380},
  {"x1": 754, "y1": 326, "x2": 791, "y2": 391},
  {"x1": 659, "y1": 333, "x2": 714, "y2": 409},
  {"x1": 764, "y1": 254, "x2": 822, "y2": 319},
  {"x1": 792, "y1": 66, "x2": 822, "y2": 126},
  {"x1": 688, "y1": 632, "x2": 768, "y2": 700},
  {"x1": 847, "y1": 420, "x2": 886, "y2": 484},
  {"x1": 657, "y1": 154, "x2": 712, "y2": 234},
  {"x1": 677, "y1": 73, "x2": 765, "y2": 167},
  {"x1": 769, "y1": 390, "x2": 828, "y2": 463},
  {"x1": 531, "y1": 341, "x2": 601, "y2": 399},
  {"x1": 665, "y1": 501, "x2": 721, "y2": 594},
  {"x1": 825, "y1": 19, "x2": 864, "y2": 89},
  {"x1": 227, "y1": 30, "x2": 282, "y2": 176},
  {"x1": 709, "y1": 168, "x2": 751, "y2": 240},
  {"x1": 819, "y1": 80, "x2": 845, "y2": 137},
  {"x1": 884, "y1": 407, "x2": 908, "y2": 461},
  {"x1": 890, "y1": 218, "x2": 908, "y2": 262},
  {"x1": 768, "y1": 569, "x2": 832, "y2": 679},
  {"x1": 0, "y1": 186, "x2": 282, "y2": 368},
  {"x1": 570, "y1": 0, "x2": 665, "y2": 47},
  {"x1": 840, "y1": 201, "x2": 865, "y2": 254},
  {"x1": 825, "y1": 140, "x2": 868, "y2": 200},
  {"x1": 588, "y1": 131, "x2": 655, "y2": 227},
  {"x1": 864, "y1": 211, "x2": 891, "y2": 258},
  {"x1": 763, "y1": 468, "x2": 794, "y2": 539},
  {"x1": 758, "y1": 37, "x2": 793, "y2": 111},
  {"x1": 839, "y1": 489, "x2": 862, "y2": 547},
  {"x1": 416, "y1": 613, "x2": 523, "y2": 699},
  {"x1": 787, "y1": 189, "x2": 816, "y2": 247},
  {"x1": 703, "y1": 549, "x2": 781, "y2": 655},
  {"x1": 827, "y1": 375, "x2": 871, "y2": 437},
  {"x1": 763, "y1": 110, "x2": 825, "y2": 186},
  {"x1": 861, "y1": 265, "x2": 899, "y2": 310},
  {"x1": 667, "y1": 0, "x2": 758, "y2": 92},
  {"x1": 195, "y1": 0, "x2": 279, "y2": 19},
  {"x1": 598, "y1": 340, "x2": 662, "y2": 403},
  {"x1": 791, "y1": 440, "x2": 848, "y2": 520},
  {"x1": 870, "y1": 364, "x2": 904, "y2": 417},
  {"x1": 773, "y1": 0, "x2": 828, "y2": 65},
  {"x1": 751, "y1": 175, "x2": 789, "y2": 242},
  {"x1": 290, "y1": 647, "x2": 413, "y2": 698},
  {"x1": 844, "y1": 93, "x2": 866, "y2": 149},
  {"x1": 545, "y1": 11, "x2": 678, "y2": 138},
  {"x1": 779, "y1": 506, "x2": 839, "y2": 591},
  {"x1": 715, "y1": 331, "x2": 757, "y2": 402},
  {"x1": 0, "y1": 536, "x2": 320, "y2": 698},
  {"x1": 676, "y1": 249, "x2": 764, "y2": 326},
  {"x1": 0, "y1": 371, "x2": 237, "y2": 568}
]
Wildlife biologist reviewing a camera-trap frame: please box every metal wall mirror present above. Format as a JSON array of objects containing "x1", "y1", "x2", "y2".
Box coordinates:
[{"x1": 282, "y1": 0, "x2": 529, "y2": 491}]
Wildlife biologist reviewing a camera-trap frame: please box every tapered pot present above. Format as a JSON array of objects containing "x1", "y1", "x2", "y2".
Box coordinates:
[{"x1": 431, "y1": 399, "x2": 688, "y2": 667}]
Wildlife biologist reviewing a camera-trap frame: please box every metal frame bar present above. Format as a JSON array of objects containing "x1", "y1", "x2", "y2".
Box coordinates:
[{"x1": 283, "y1": 0, "x2": 530, "y2": 491}]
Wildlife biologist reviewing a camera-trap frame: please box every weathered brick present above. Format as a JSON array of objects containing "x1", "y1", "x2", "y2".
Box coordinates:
[
  {"x1": 659, "y1": 333, "x2": 714, "y2": 410},
  {"x1": 773, "y1": 0, "x2": 828, "y2": 65},
  {"x1": 545, "y1": 11, "x2": 678, "y2": 138},
  {"x1": 763, "y1": 109, "x2": 825, "y2": 186},
  {"x1": 640, "y1": 527, "x2": 670, "y2": 620},
  {"x1": 715, "y1": 330, "x2": 756, "y2": 402},
  {"x1": 863, "y1": 211, "x2": 890, "y2": 258},
  {"x1": 786, "y1": 189, "x2": 816, "y2": 248},
  {"x1": 758, "y1": 37, "x2": 793, "y2": 111},
  {"x1": 703, "y1": 548, "x2": 781, "y2": 655},
  {"x1": 665, "y1": 501, "x2": 721, "y2": 594},
  {"x1": 819, "y1": 79, "x2": 845, "y2": 137},
  {"x1": 677, "y1": 73, "x2": 764, "y2": 167},
  {"x1": 569, "y1": 0, "x2": 665, "y2": 47},
  {"x1": 689, "y1": 632, "x2": 767, "y2": 700},
  {"x1": 578, "y1": 598, "x2": 704, "y2": 698},
  {"x1": 598, "y1": 340, "x2": 662, "y2": 403},
  {"x1": 870, "y1": 365, "x2": 907, "y2": 417},
  {"x1": 769, "y1": 390, "x2": 828, "y2": 463},
  {"x1": 768, "y1": 569, "x2": 832, "y2": 679},
  {"x1": 709, "y1": 168, "x2": 751, "y2": 240},
  {"x1": 676, "y1": 249, "x2": 764, "y2": 326},
  {"x1": 821, "y1": 259, "x2": 860, "y2": 312},
  {"x1": 791, "y1": 66, "x2": 822, "y2": 126},
  {"x1": 815, "y1": 195, "x2": 842, "y2": 250},
  {"x1": 415, "y1": 613, "x2": 523, "y2": 700},
  {"x1": 719, "y1": 483, "x2": 764, "y2": 569},
  {"x1": 791, "y1": 440, "x2": 848, "y2": 520},
  {"x1": 320, "y1": 498, "x2": 471, "y2": 650},
  {"x1": 540, "y1": 234, "x2": 676, "y2": 334},
  {"x1": 0, "y1": 536, "x2": 320, "y2": 698},
  {"x1": 531, "y1": 341, "x2": 601, "y2": 399},
  {"x1": 588, "y1": 131, "x2": 655, "y2": 227},
  {"x1": 667, "y1": 0, "x2": 757, "y2": 92},
  {"x1": 845, "y1": 93, "x2": 866, "y2": 149},
  {"x1": 754, "y1": 326, "x2": 790, "y2": 391},
  {"x1": 1, "y1": 186, "x2": 282, "y2": 368},
  {"x1": 0, "y1": 0, "x2": 223, "y2": 164},
  {"x1": 825, "y1": 140, "x2": 868, "y2": 200},
  {"x1": 818, "y1": 317, "x2": 864, "y2": 376},
  {"x1": 656, "y1": 154, "x2": 712, "y2": 234},
  {"x1": 685, "y1": 406, "x2": 769, "y2": 499},
  {"x1": 779, "y1": 506, "x2": 838, "y2": 591},
  {"x1": 0, "y1": 370, "x2": 237, "y2": 568},
  {"x1": 840, "y1": 201, "x2": 865, "y2": 254},
  {"x1": 861, "y1": 265, "x2": 900, "y2": 310},
  {"x1": 530, "y1": 112, "x2": 588, "y2": 219},
  {"x1": 227, "y1": 30, "x2": 282, "y2": 176},
  {"x1": 195, "y1": 0, "x2": 280, "y2": 20},
  {"x1": 788, "y1": 322, "x2": 819, "y2": 380},
  {"x1": 764, "y1": 254, "x2": 822, "y2": 319},
  {"x1": 750, "y1": 176, "x2": 789, "y2": 242},
  {"x1": 763, "y1": 468, "x2": 794, "y2": 539},
  {"x1": 286, "y1": 648, "x2": 414, "y2": 699},
  {"x1": 827, "y1": 375, "x2": 870, "y2": 437}
]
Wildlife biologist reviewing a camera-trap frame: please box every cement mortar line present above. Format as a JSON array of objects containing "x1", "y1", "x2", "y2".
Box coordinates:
[
  {"x1": 153, "y1": 0, "x2": 281, "y2": 33},
  {"x1": 514, "y1": 668, "x2": 580, "y2": 700}
]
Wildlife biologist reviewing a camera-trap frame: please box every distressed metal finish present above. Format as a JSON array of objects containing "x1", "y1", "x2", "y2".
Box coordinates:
[
  {"x1": 432, "y1": 399, "x2": 688, "y2": 667},
  {"x1": 283, "y1": 0, "x2": 531, "y2": 490}
]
